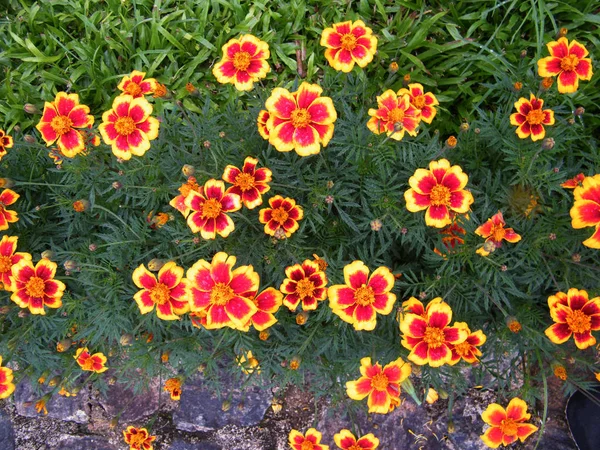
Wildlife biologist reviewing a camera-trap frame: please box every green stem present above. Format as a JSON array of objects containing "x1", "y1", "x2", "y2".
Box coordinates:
[{"x1": 92, "y1": 204, "x2": 142, "y2": 240}]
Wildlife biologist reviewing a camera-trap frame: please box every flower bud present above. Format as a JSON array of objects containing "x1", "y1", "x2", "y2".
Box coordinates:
[
  {"x1": 506, "y1": 316, "x2": 522, "y2": 333},
  {"x1": 181, "y1": 164, "x2": 195, "y2": 177},
  {"x1": 459, "y1": 122, "x2": 470, "y2": 132},
  {"x1": 447, "y1": 419, "x2": 455, "y2": 433},
  {"x1": 72, "y1": 200, "x2": 89, "y2": 212},
  {"x1": 88, "y1": 244, "x2": 97, "y2": 252},
  {"x1": 56, "y1": 338, "x2": 72, "y2": 353},
  {"x1": 271, "y1": 398, "x2": 283, "y2": 414},
  {"x1": 112, "y1": 181, "x2": 122, "y2": 190},
  {"x1": 48, "y1": 376, "x2": 61, "y2": 387},
  {"x1": 63, "y1": 260, "x2": 78, "y2": 271},
  {"x1": 221, "y1": 400, "x2": 231, "y2": 411},
  {"x1": 289, "y1": 356, "x2": 301, "y2": 370},
  {"x1": 24, "y1": 103, "x2": 40, "y2": 114},
  {"x1": 438, "y1": 388, "x2": 449, "y2": 399},
  {"x1": 541, "y1": 137, "x2": 555, "y2": 150},
  {"x1": 574, "y1": 106, "x2": 585, "y2": 117},
  {"x1": 541, "y1": 77, "x2": 554, "y2": 90},
  {"x1": 0, "y1": 178, "x2": 15, "y2": 188},
  {"x1": 446, "y1": 136, "x2": 457, "y2": 148},
  {"x1": 259, "y1": 330, "x2": 270, "y2": 341},
  {"x1": 148, "y1": 258, "x2": 165, "y2": 271},
  {"x1": 389, "y1": 62, "x2": 399, "y2": 73},
  {"x1": 370, "y1": 219, "x2": 382, "y2": 231},
  {"x1": 296, "y1": 312, "x2": 308, "y2": 325},
  {"x1": 24, "y1": 135, "x2": 36, "y2": 144},
  {"x1": 120, "y1": 334, "x2": 134, "y2": 346},
  {"x1": 552, "y1": 363, "x2": 567, "y2": 381},
  {"x1": 513, "y1": 81, "x2": 523, "y2": 91}
]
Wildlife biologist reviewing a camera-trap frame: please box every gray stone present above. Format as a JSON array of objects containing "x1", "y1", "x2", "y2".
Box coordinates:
[
  {"x1": 169, "y1": 438, "x2": 222, "y2": 450},
  {"x1": 0, "y1": 409, "x2": 15, "y2": 450},
  {"x1": 52, "y1": 435, "x2": 116, "y2": 450},
  {"x1": 14, "y1": 381, "x2": 89, "y2": 424},
  {"x1": 99, "y1": 378, "x2": 160, "y2": 422}
]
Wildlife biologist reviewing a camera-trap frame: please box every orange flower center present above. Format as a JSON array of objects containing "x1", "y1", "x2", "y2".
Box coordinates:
[
  {"x1": 232, "y1": 51, "x2": 252, "y2": 71},
  {"x1": 235, "y1": 173, "x2": 255, "y2": 191},
  {"x1": 500, "y1": 418, "x2": 519, "y2": 437},
  {"x1": 526, "y1": 109, "x2": 544, "y2": 125},
  {"x1": 271, "y1": 207, "x2": 289, "y2": 224},
  {"x1": 429, "y1": 185, "x2": 451, "y2": 206},
  {"x1": 128, "y1": 431, "x2": 148, "y2": 447},
  {"x1": 210, "y1": 282, "x2": 235, "y2": 306},
  {"x1": 0, "y1": 255, "x2": 12, "y2": 273},
  {"x1": 50, "y1": 115, "x2": 73, "y2": 136},
  {"x1": 296, "y1": 278, "x2": 315, "y2": 299},
  {"x1": 25, "y1": 276, "x2": 45, "y2": 298},
  {"x1": 179, "y1": 180, "x2": 199, "y2": 197},
  {"x1": 202, "y1": 198, "x2": 222, "y2": 219},
  {"x1": 348, "y1": 445, "x2": 362, "y2": 450},
  {"x1": 290, "y1": 108, "x2": 312, "y2": 128},
  {"x1": 387, "y1": 108, "x2": 405, "y2": 124},
  {"x1": 423, "y1": 326, "x2": 446, "y2": 348},
  {"x1": 491, "y1": 224, "x2": 506, "y2": 242},
  {"x1": 454, "y1": 341, "x2": 472, "y2": 357},
  {"x1": 124, "y1": 82, "x2": 143, "y2": 97},
  {"x1": 150, "y1": 283, "x2": 171, "y2": 305},
  {"x1": 114, "y1": 116, "x2": 137, "y2": 136},
  {"x1": 370, "y1": 372, "x2": 389, "y2": 391},
  {"x1": 81, "y1": 356, "x2": 96, "y2": 371},
  {"x1": 340, "y1": 33, "x2": 358, "y2": 51},
  {"x1": 300, "y1": 441, "x2": 314, "y2": 450},
  {"x1": 560, "y1": 54, "x2": 579, "y2": 72},
  {"x1": 165, "y1": 378, "x2": 181, "y2": 391},
  {"x1": 354, "y1": 285, "x2": 375, "y2": 306},
  {"x1": 413, "y1": 95, "x2": 426, "y2": 109},
  {"x1": 566, "y1": 309, "x2": 591, "y2": 334}
]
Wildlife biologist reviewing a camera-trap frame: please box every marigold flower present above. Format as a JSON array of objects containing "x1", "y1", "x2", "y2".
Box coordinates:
[
  {"x1": 0, "y1": 356, "x2": 15, "y2": 399},
  {"x1": 213, "y1": 34, "x2": 270, "y2": 91},
  {"x1": 553, "y1": 365, "x2": 567, "y2": 380},
  {"x1": 513, "y1": 81, "x2": 523, "y2": 91},
  {"x1": 244, "y1": 288, "x2": 283, "y2": 331},
  {"x1": 237, "y1": 350, "x2": 260, "y2": 375},
  {"x1": 117, "y1": 71, "x2": 158, "y2": 98},
  {"x1": 170, "y1": 176, "x2": 200, "y2": 217},
  {"x1": 123, "y1": 426, "x2": 156, "y2": 450},
  {"x1": 35, "y1": 92, "x2": 94, "y2": 157},
  {"x1": 545, "y1": 287, "x2": 600, "y2": 349},
  {"x1": 185, "y1": 82, "x2": 197, "y2": 94},
  {"x1": 569, "y1": 174, "x2": 600, "y2": 248},
  {"x1": 0, "y1": 236, "x2": 31, "y2": 291},
  {"x1": 289, "y1": 428, "x2": 329, "y2": 450},
  {"x1": 99, "y1": 95, "x2": 160, "y2": 160},
  {"x1": 296, "y1": 311, "x2": 308, "y2": 325},
  {"x1": 480, "y1": 398, "x2": 538, "y2": 448},
  {"x1": 537, "y1": 37, "x2": 593, "y2": 93},
  {"x1": 164, "y1": 377, "x2": 182, "y2": 400},
  {"x1": 153, "y1": 83, "x2": 168, "y2": 98},
  {"x1": 433, "y1": 222, "x2": 466, "y2": 258},
  {"x1": 289, "y1": 356, "x2": 301, "y2": 370},
  {"x1": 506, "y1": 317, "x2": 522, "y2": 333},
  {"x1": 258, "y1": 195, "x2": 303, "y2": 238},
  {"x1": 257, "y1": 110, "x2": 271, "y2": 140},
  {"x1": 259, "y1": 330, "x2": 270, "y2": 340},
  {"x1": 0, "y1": 129, "x2": 13, "y2": 161},
  {"x1": 509, "y1": 93, "x2": 554, "y2": 141},
  {"x1": 425, "y1": 388, "x2": 439, "y2": 404},
  {"x1": 187, "y1": 252, "x2": 259, "y2": 330},
  {"x1": 185, "y1": 179, "x2": 242, "y2": 240},
  {"x1": 400, "y1": 299, "x2": 468, "y2": 367},
  {"x1": 367, "y1": 90, "x2": 421, "y2": 141},
  {"x1": 10, "y1": 258, "x2": 65, "y2": 315},
  {"x1": 398, "y1": 296, "x2": 442, "y2": 323},
  {"x1": 132, "y1": 261, "x2": 190, "y2": 320},
  {"x1": 72, "y1": 200, "x2": 89, "y2": 212},
  {"x1": 334, "y1": 429, "x2": 379, "y2": 450},
  {"x1": 222, "y1": 156, "x2": 272, "y2": 209},
  {"x1": 320, "y1": 20, "x2": 377, "y2": 73},
  {"x1": 280, "y1": 259, "x2": 328, "y2": 312},
  {"x1": 475, "y1": 211, "x2": 521, "y2": 256},
  {"x1": 446, "y1": 136, "x2": 457, "y2": 148},
  {"x1": 404, "y1": 159, "x2": 474, "y2": 228},
  {"x1": 313, "y1": 254, "x2": 328, "y2": 271},
  {"x1": 397, "y1": 83, "x2": 439, "y2": 124},
  {"x1": 448, "y1": 322, "x2": 486, "y2": 365},
  {"x1": 265, "y1": 82, "x2": 337, "y2": 156},
  {"x1": 35, "y1": 397, "x2": 49, "y2": 415},
  {"x1": 389, "y1": 62, "x2": 399, "y2": 73},
  {"x1": 74, "y1": 348, "x2": 108, "y2": 373},
  {"x1": 346, "y1": 356, "x2": 411, "y2": 414}
]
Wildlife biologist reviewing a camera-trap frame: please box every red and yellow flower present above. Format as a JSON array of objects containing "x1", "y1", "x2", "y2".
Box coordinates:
[
  {"x1": 265, "y1": 82, "x2": 337, "y2": 156},
  {"x1": 561, "y1": 173, "x2": 585, "y2": 189},
  {"x1": 237, "y1": 350, "x2": 260, "y2": 375},
  {"x1": 569, "y1": 174, "x2": 600, "y2": 248},
  {"x1": 170, "y1": 176, "x2": 200, "y2": 217},
  {"x1": 475, "y1": 211, "x2": 521, "y2": 256},
  {"x1": 0, "y1": 129, "x2": 14, "y2": 161},
  {"x1": 537, "y1": 37, "x2": 593, "y2": 93},
  {"x1": 280, "y1": 259, "x2": 328, "y2": 311},
  {"x1": 334, "y1": 429, "x2": 379, "y2": 450},
  {"x1": 480, "y1": 398, "x2": 538, "y2": 448},
  {"x1": 123, "y1": 426, "x2": 156, "y2": 450},
  {"x1": 434, "y1": 222, "x2": 466, "y2": 258},
  {"x1": 448, "y1": 322, "x2": 486, "y2": 365},
  {"x1": 185, "y1": 179, "x2": 242, "y2": 240},
  {"x1": 346, "y1": 356, "x2": 411, "y2": 414},
  {"x1": 0, "y1": 189, "x2": 19, "y2": 231},
  {"x1": 509, "y1": 94, "x2": 555, "y2": 141},
  {"x1": 99, "y1": 95, "x2": 160, "y2": 160},
  {"x1": 132, "y1": 261, "x2": 190, "y2": 320},
  {"x1": 397, "y1": 83, "x2": 439, "y2": 124},
  {"x1": 222, "y1": 156, "x2": 272, "y2": 209},
  {"x1": 164, "y1": 377, "x2": 182, "y2": 400},
  {"x1": 367, "y1": 90, "x2": 421, "y2": 141},
  {"x1": 0, "y1": 356, "x2": 15, "y2": 399},
  {"x1": 10, "y1": 259, "x2": 65, "y2": 315},
  {"x1": 244, "y1": 288, "x2": 283, "y2": 331},
  {"x1": 212, "y1": 34, "x2": 270, "y2": 91},
  {"x1": 399, "y1": 300, "x2": 468, "y2": 367},
  {"x1": 35, "y1": 92, "x2": 94, "y2": 157},
  {"x1": 258, "y1": 195, "x2": 303, "y2": 238},
  {"x1": 117, "y1": 70, "x2": 158, "y2": 98},
  {"x1": 320, "y1": 20, "x2": 378, "y2": 73},
  {"x1": 398, "y1": 296, "x2": 442, "y2": 323},
  {"x1": 544, "y1": 287, "x2": 600, "y2": 349},
  {"x1": 0, "y1": 236, "x2": 31, "y2": 291},
  {"x1": 404, "y1": 159, "x2": 474, "y2": 228},
  {"x1": 257, "y1": 110, "x2": 270, "y2": 140},
  {"x1": 289, "y1": 428, "x2": 329, "y2": 450},
  {"x1": 187, "y1": 252, "x2": 259, "y2": 330},
  {"x1": 74, "y1": 348, "x2": 108, "y2": 373},
  {"x1": 328, "y1": 261, "x2": 396, "y2": 331}
]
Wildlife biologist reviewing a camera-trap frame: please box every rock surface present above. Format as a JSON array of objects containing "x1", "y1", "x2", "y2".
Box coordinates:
[
  {"x1": 99, "y1": 376, "x2": 161, "y2": 422},
  {"x1": 0, "y1": 409, "x2": 15, "y2": 450},
  {"x1": 14, "y1": 381, "x2": 89, "y2": 424},
  {"x1": 52, "y1": 435, "x2": 117, "y2": 450}
]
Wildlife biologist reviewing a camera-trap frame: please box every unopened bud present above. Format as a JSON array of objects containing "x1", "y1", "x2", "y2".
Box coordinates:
[
  {"x1": 182, "y1": 164, "x2": 195, "y2": 177},
  {"x1": 296, "y1": 312, "x2": 309, "y2": 325},
  {"x1": 259, "y1": 330, "x2": 270, "y2": 341},
  {"x1": 18, "y1": 309, "x2": 29, "y2": 318},
  {"x1": 574, "y1": 106, "x2": 585, "y2": 117},
  {"x1": 0, "y1": 178, "x2": 15, "y2": 188},
  {"x1": 446, "y1": 136, "x2": 457, "y2": 148},
  {"x1": 63, "y1": 260, "x2": 78, "y2": 271},
  {"x1": 447, "y1": 419, "x2": 455, "y2": 433},
  {"x1": 48, "y1": 376, "x2": 61, "y2": 387},
  {"x1": 221, "y1": 400, "x2": 231, "y2": 411},
  {"x1": 370, "y1": 219, "x2": 382, "y2": 231},
  {"x1": 56, "y1": 338, "x2": 72, "y2": 353},
  {"x1": 389, "y1": 62, "x2": 399, "y2": 73},
  {"x1": 24, "y1": 135, "x2": 36, "y2": 144},
  {"x1": 41, "y1": 250, "x2": 55, "y2": 260},
  {"x1": 72, "y1": 200, "x2": 89, "y2": 212},
  {"x1": 459, "y1": 122, "x2": 470, "y2": 132},
  {"x1": 148, "y1": 258, "x2": 165, "y2": 271},
  {"x1": 24, "y1": 103, "x2": 40, "y2": 114},
  {"x1": 541, "y1": 137, "x2": 555, "y2": 150},
  {"x1": 88, "y1": 244, "x2": 97, "y2": 252},
  {"x1": 112, "y1": 181, "x2": 122, "y2": 190},
  {"x1": 120, "y1": 334, "x2": 134, "y2": 346}
]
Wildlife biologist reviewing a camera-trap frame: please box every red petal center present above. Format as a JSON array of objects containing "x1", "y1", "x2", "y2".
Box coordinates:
[
  {"x1": 202, "y1": 198, "x2": 222, "y2": 219},
  {"x1": 0, "y1": 255, "x2": 12, "y2": 273},
  {"x1": 500, "y1": 418, "x2": 518, "y2": 436},
  {"x1": 210, "y1": 282, "x2": 235, "y2": 306},
  {"x1": 526, "y1": 109, "x2": 544, "y2": 125},
  {"x1": 114, "y1": 116, "x2": 137, "y2": 136},
  {"x1": 232, "y1": 51, "x2": 252, "y2": 71},
  {"x1": 296, "y1": 278, "x2": 316, "y2": 299},
  {"x1": 423, "y1": 326, "x2": 445, "y2": 348},
  {"x1": 566, "y1": 309, "x2": 591, "y2": 334},
  {"x1": 355, "y1": 285, "x2": 375, "y2": 306},
  {"x1": 290, "y1": 108, "x2": 312, "y2": 128},
  {"x1": 429, "y1": 185, "x2": 451, "y2": 206},
  {"x1": 25, "y1": 276, "x2": 46, "y2": 298},
  {"x1": 50, "y1": 115, "x2": 73, "y2": 136},
  {"x1": 370, "y1": 372, "x2": 389, "y2": 391},
  {"x1": 271, "y1": 207, "x2": 289, "y2": 224},
  {"x1": 235, "y1": 172, "x2": 255, "y2": 191},
  {"x1": 560, "y1": 54, "x2": 579, "y2": 72},
  {"x1": 150, "y1": 283, "x2": 171, "y2": 305},
  {"x1": 340, "y1": 33, "x2": 357, "y2": 51}
]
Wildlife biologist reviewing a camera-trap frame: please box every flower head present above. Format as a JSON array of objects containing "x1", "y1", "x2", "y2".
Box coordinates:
[
  {"x1": 164, "y1": 377, "x2": 182, "y2": 400},
  {"x1": 265, "y1": 82, "x2": 337, "y2": 156},
  {"x1": 289, "y1": 428, "x2": 329, "y2": 450},
  {"x1": 320, "y1": 20, "x2": 377, "y2": 72},
  {"x1": 213, "y1": 34, "x2": 270, "y2": 91},
  {"x1": 222, "y1": 156, "x2": 272, "y2": 209},
  {"x1": 99, "y1": 95, "x2": 160, "y2": 160},
  {"x1": 74, "y1": 348, "x2": 108, "y2": 373},
  {"x1": 244, "y1": 287, "x2": 283, "y2": 331},
  {"x1": 123, "y1": 426, "x2": 156, "y2": 450},
  {"x1": 10, "y1": 259, "x2": 65, "y2": 315},
  {"x1": 328, "y1": 261, "x2": 396, "y2": 331},
  {"x1": 0, "y1": 189, "x2": 19, "y2": 231},
  {"x1": 185, "y1": 179, "x2": 242, "y2": 240},
  {"x1": 117, "y1": 70, "x2": 158, "y2": 98},
  {"x1": 170, "y1": 176, "x2": 200, "y2": 217},
  {"x1": 397, "y1": 83, "x2": 439, "y2": 124},
  {"x1": 257, "y1": 110, "x2": 270, "y2": 140},
  {"x1": 545, "y1": 288, "x2": 600, "y2": 349},
  {"x1": 0, "y1": 129, "x2": 14, "y2": 161},
  {"x1": 334, "y1": 429, "x2": 379, "y2": 449},
  {"x1": 258, "y1": 195, "x2": 303, "y2": 238},
  {"x1": 280, "y1": 259, "x2": 328, "y2": 312},
  {"x1": 448, "y1": 322, "x2": 486, "y2": 365},
  {"x1": 367, "y1": 90, "x2": 421, "y2": 141},
  {"x1": 537, "y1": 37, "x2": 593, "y2": 93},
  {"x1": 187, "y1": 252, "x2": 259, "y2": 330},
  {"x1": 569, "y1": 174, "x2": 600, "y2": 248},
  {"x1": 0, "y1": 236, "x2": 31, "y2": 291},
  {"x1": 404, "y1": 159, "x2": 474, "y2": 228},
  {"x1": 434, "y1": 222, "x2": 466, "y2": 258},
  {"x1": 509, "y1": 94, "x2": 555, "y2": 141},
  {"x1": 346, "y1": 356, "x2": 411, "y2": 414},
  {"x1": 480, "y1": 398, "x2": 538, "y2": 448},
  {"x1": 561, "y1": 173, "x2": 585, "y2": 189},
  {"x1": 475, "y1": 211, "x2": 521, "y2": 256},
  {"x1": 132, "y1": 262, "x2": 190, "y2": 320},
  {"x1": 0, "y1": 356, "x2": 15, "y2": 399},
  {"x1": 35, "y1": 92, "x2": 94, "y2": 157}
]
